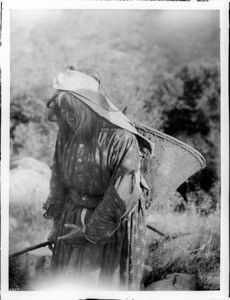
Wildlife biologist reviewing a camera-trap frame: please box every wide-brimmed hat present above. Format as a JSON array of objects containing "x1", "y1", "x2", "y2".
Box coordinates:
[{"x1": 51, "y1": 69, "x2": 154, "y2": 154}]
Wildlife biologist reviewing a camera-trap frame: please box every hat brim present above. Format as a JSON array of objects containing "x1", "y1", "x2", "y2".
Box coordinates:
[{"x1": 62, "y1": 89, "x2": 154, "y2": 154}]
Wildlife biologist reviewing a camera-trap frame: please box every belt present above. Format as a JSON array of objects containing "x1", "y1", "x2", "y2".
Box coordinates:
[{"x1": 69, "y1": 189, "x2": 102, "y2": 209}]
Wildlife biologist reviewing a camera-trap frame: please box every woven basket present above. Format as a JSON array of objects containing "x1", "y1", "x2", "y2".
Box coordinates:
[{"x1": 134, "y1": 123, "x2": 206, "y2": 216}]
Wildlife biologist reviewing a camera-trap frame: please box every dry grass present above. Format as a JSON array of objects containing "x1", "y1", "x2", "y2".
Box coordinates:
[{"x1": 145, "y1": 208, "x2": 220, "y2": 290}]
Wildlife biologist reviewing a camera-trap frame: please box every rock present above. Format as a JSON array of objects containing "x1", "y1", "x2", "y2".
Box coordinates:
[
  {"x1": 10, "y1": 157, "x2": 51, "y2": 179},
  {"x1": 145, "y1": 273, "x2": 196, "y2": 291},
  {"x1": 206, "y1": 275, "x2": 219, "y2": 290},
  {"x1": 202, "y1": 273, "x2": 220, "y2": 290},
  {"x1": 141, "y1": 264, "x2": 153, "y2": 286},
  {"x1": 10, "y1": 168, "x2": 50, "y2": 206},
  {"x1": 9, "y1": 157, "x2": 52, "y2": 267},
  {"x1": 10, "y1": 157, "x2": 51, "y2": 205}
]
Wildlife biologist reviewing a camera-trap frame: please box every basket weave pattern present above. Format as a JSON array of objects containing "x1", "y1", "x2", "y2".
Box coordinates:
[{"x1": 135, "y1": 123, "x2": 206, "y2": 215}]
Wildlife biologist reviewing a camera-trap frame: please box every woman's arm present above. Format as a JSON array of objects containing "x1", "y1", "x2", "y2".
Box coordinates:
[{"x1": 84, "y1": 130, "x2": 142, "y2": 243}]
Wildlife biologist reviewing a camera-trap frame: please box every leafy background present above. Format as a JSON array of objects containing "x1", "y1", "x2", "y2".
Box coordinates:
[{"x1": 9, "y1": 9, "x2": 220, "y2": 290}]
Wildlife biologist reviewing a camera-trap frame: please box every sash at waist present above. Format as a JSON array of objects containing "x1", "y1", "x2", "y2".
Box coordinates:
[{"x1": 69, "y1": 189, "x2": 102, "y2": 209}]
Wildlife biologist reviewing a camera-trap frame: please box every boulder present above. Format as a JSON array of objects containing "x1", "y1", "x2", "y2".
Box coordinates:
[
  {"x1": 202, "y1": 272, "x2": 220, "y2": 290},
  {"x1": 9, "y1": 157, "x2": 52, "y2": 256},
  {"x1": 10, "y1": 168, "x2": 50, "y2": 205},
  {"x1": 10, "y1": 157, "x2": 51, "y2": 179},
  {"x1": 10, "y1": 157, "x2": 51, "y2": 206},
  {"x1": 145, "y1": 273, "x2": 196, "y2": 291},
  {"x1": 141, "y1": 264, "x2": 153, "y2": 287}
]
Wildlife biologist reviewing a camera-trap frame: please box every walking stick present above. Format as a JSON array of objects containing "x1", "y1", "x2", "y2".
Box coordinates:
[
  {"x1": 9, "y1": 226, "x2": 163, "y2": 259},
  {"x1": 9, "y1": 241, "x2": 52, "y2": 259},
  {"x1": 9, "y1": 225, "x2": 191, "y2": 259}
]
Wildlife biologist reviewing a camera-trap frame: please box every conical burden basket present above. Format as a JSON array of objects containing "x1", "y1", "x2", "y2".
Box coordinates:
[{"x1": 134, "y1": 123, "x2": 206, "y2": 216}]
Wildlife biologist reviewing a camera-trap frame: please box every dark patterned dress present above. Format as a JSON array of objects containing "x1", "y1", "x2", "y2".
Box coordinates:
[{"x1": 43, "y1": 125, "x2": 147, "y2": 290}]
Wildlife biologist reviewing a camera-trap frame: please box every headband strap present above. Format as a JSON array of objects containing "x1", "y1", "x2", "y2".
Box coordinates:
[{"x1": 52, "y1": 69, "x2": 99, "y2": 92}]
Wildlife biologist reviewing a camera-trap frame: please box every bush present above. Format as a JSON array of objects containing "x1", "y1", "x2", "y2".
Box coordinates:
[
  {"x1": 143, "y1": 62, "x2": 220, "y2": 210},
  {"x1": 10, "y1": 89, "x2": 58, "y2": 164}
]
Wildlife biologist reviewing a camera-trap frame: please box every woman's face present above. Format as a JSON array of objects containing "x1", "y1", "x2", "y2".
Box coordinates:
[{"x1": 59, "y1": 102, "x2": 77, "y2": 130}]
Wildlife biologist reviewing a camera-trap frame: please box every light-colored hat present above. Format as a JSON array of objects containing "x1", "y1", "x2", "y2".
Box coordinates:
[{"x1": 52, "y1": 69, "x2": 154, "y2": 154}]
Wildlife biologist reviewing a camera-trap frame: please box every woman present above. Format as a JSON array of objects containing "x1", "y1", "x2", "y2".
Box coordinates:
[{"x1": 43, "y1": 66, "x2": 154, "y2": 291}]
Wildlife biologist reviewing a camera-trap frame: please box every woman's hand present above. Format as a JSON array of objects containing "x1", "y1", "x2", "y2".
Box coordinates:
[
  {"x1": 47, "y1": 217, "x2": 60, "y2": 252},
  {"x1": 47, "y1": 226, "x2": 59, "y2": 252},
  {"x1": 58, "y1": 224, "x2": 86, "y2": 247}
]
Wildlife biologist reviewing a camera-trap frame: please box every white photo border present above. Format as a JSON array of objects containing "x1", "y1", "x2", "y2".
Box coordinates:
[{"x1": 1, "y1": 1, "x2": 229, "y2": 300}]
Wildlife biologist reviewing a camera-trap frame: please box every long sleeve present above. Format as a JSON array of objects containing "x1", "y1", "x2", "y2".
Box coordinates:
[
  {"x1": 84, "y1": 130, "x2": 142, "y2": 243},
  {"x1": 43, "y1": 131, "x2": 68, "y2": 219}
]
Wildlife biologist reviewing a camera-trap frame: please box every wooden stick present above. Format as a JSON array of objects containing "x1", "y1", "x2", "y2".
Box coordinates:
[
  {"x1": 9, "y1": 225, "x2": 163, "y2": 259},
  {"x1": 147, "y1": 224, "x2": 194, "y2": 241},
  {"x1": 9, "y1": 241, "x2": 52, "y2": 259},
  {"x1": 146, "y1": 224, "x2": 165, "y2": 237}
]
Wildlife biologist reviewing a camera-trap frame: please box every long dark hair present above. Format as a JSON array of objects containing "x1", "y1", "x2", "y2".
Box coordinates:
[{"x1": 48, "y1": 90, "x2": 107, "y2": 150}]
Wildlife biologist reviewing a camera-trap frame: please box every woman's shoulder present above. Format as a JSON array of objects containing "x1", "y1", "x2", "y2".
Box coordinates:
[
  {"x1": 104, "y1": 126, "x2": 136, "y2": 141},
  {"x1": 100, "y1": 126, "x2": 138, "y2": 150}
]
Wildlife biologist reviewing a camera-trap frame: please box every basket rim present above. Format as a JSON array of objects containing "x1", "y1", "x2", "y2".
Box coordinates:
[{"x1": 135, "y1": 122, "x2": 206, "y2": 169}]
